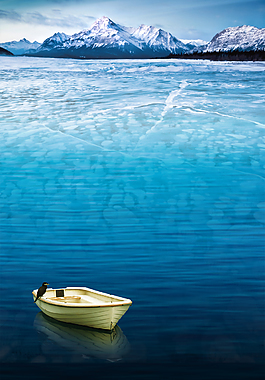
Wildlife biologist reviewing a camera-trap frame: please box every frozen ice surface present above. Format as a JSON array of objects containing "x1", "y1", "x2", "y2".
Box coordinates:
[{"x1": 0, "y1": 56, "x2": 264, "y2": 249}]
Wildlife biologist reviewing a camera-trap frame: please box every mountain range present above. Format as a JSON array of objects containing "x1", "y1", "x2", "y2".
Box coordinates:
[
  {"x1": 26, "y1": 16, "x2": 189, "y2": 59},
  {"x1": 0, "y1": 38, "x2": 40, "y2": 55},
  {"x1": 1, "y1": 17, "x2": 264, "y2": 59}
]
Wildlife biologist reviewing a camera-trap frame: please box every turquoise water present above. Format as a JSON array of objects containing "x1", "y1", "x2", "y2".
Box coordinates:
[{"x1": 0, "y1": 57, "x2": 264, "y2": 379}]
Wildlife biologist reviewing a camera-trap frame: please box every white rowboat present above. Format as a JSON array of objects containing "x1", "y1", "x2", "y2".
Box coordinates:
[{"x1": 32, "y1": 286, "x2": 132, "y2": 330}]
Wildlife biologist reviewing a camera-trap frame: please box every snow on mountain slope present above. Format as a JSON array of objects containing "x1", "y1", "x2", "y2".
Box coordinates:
[
  {"x1": 0, "y1": 38, "x2": 41, "y2": 55},
  {"x1": 204, "y1": 25, "x2": 265, "y2": 52},
  {"x1": 132, "y1": 24, "x2": 188, "y2": 54},
  {"x1": 180, "y1": 39, "x2": 208, "y2": 46},
  {"x1": 35, "y1": 32, "x2": 70, "y2": 51},
  {"x1": 180, "y1": 39, "x2": 208, "y2": 50}
]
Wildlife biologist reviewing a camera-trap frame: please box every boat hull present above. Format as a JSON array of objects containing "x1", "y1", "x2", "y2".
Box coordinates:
[
  {"x1": 35, "y1": 299, "x2": 130, "y2": 330},
  {"x1": 32, "y1": 287, "x2": 132, "y2": 330}
]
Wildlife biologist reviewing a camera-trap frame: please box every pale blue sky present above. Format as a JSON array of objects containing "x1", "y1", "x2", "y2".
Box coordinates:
[{"x1": 0, "y1": 0, "x2": 264, "y2": 43}]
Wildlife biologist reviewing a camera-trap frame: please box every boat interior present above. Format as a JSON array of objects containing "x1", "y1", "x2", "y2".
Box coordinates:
[{"x1": 38, "y1": 287, "x2": 128, "y2": 305}]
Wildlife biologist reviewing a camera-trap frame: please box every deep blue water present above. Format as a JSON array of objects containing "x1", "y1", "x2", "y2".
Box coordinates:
[{"x1": 0, "y1": 57, "x2": 264, "y2": 379}]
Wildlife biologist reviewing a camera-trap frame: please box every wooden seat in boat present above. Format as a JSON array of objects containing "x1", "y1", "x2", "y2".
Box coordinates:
[{"x1": 49, "y1": 296, "x2": 82, "y2": 301}]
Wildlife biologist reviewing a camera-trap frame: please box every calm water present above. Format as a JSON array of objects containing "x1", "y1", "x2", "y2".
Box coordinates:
[{"x1": 0, "y1": 57, "x2": 264, "y2": 379}]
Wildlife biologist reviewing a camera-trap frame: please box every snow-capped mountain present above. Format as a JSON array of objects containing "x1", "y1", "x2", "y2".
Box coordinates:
[
  {"x1": 28, "y1": 16, "x2": 189, "y2": 59},
  {"x1": 180, "y1": 39, "x2": 208, "y2": 50},
  {"x1": 62, "y1": 17, "x2": 145, "y2": 56},
  {"x1": 204, "y1": 25, "x2": 265, "y2": 52},
  {"x1": 35, "y1": 32, "x2": 70, "y2": 52},
  {"x1": 0, "y1": 38, "x2": 41, "y2": 55}
]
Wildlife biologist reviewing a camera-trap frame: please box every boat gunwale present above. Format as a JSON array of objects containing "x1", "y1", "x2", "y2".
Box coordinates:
[{"x1": 32, "y1": 286, "x2": 132, "y2": 308}]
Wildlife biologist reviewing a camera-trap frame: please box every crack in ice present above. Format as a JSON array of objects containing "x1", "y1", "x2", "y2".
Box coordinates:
[
  {"x1": 188, "y1": 107, "x2": 265, "y2": 129},
  {"x1": 137, "y1": 80, "x2": 189, "y2": 142}
]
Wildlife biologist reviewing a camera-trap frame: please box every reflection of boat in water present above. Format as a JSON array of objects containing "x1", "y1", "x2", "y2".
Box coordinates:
[{"x1": 34, "y1": 312, "x2": 130, "y2": 361}]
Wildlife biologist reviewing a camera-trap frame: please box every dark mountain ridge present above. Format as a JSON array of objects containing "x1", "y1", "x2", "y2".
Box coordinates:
[{"x1": 0, "y1": 47, "x2": 14, "y2": 56}]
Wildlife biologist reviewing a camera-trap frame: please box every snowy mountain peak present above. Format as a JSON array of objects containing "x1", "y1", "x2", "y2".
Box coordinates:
[
  {"x1": 91, "y1": 16, "x2": 116, "y2": 30},
  {"x1": 47, "y1": 32, "x2": 69, "y2": 43},
  {"x1": 205, "y1": 25, "x2": 265, "y2": 52},
  {"x1": 39, "y1": 32, "x2": 70, "y2": 51},
  {"x1": 88, "y1": 16, "x2": 130, "y2": 37}
]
